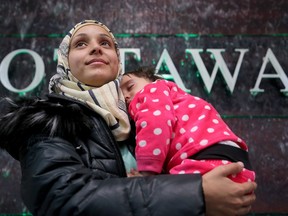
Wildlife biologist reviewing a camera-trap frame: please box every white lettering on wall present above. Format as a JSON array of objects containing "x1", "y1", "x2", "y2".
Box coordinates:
[
  {"x1": 250, "y1": 48, "x2": 288, "y2": 95},
  {"x1": 155, "y1": 49, "x2": 191, "y2": 92},
  {"x1": 119, "y1": 48, "x2": 141, "y2": 73},
  {"x1": 0, "y1": 48, "x2": 287, "y2": 96},
  {"x1": 0, "y1": 49, "x2": 45, "y2": 93},
  {"x1": 185, "y1": 48, "x2": 249, "y2": 93}
]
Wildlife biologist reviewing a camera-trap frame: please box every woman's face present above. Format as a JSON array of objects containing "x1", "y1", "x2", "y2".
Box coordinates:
[{"x1": 68, "y1": 25, "x2": 119, "y2": 87}]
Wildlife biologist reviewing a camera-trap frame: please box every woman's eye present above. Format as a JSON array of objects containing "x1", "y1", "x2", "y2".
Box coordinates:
[
  {"x1": 101, "y1": 40, "x2": 111, "y2": 47},
  {"x1": 75, "y1": 42, "x2": 86, "y2": 47}
]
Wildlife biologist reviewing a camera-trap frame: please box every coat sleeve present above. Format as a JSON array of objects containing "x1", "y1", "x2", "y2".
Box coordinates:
[{"x1": 20, "y1": 138, "x2": 205, "y2": 216}]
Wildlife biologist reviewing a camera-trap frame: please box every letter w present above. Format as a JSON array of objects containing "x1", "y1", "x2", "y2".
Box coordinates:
[{"x1": 186, "y1": 49, "x2": 248, "y2": 93}]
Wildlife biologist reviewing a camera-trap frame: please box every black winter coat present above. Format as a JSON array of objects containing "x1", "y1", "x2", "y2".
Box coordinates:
[{"x1": 0, "y1": 94, "x2": 205, "y2": 216}]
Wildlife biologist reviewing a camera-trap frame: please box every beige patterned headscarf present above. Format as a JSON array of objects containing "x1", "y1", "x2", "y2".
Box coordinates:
[{"x1": 49, "y1": 20, "x2": 130, "y2": 141}]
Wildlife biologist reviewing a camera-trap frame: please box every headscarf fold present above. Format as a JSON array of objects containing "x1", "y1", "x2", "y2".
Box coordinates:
[{"x1": 49, "y1": 20, "x2": 130, "y2": 141}]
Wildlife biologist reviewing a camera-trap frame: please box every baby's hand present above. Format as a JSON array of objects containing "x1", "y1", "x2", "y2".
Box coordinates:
[{"x1": 127, "y1": 169, "x2": 143, "y2": 177}]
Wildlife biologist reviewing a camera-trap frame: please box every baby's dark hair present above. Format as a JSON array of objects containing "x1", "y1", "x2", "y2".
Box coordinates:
[{"x1": 124, "y1": 66, "x2": 163, "y2": 82}]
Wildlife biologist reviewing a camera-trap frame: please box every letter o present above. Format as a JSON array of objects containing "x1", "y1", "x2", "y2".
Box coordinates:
[{"x1": 0, "y1": 49, "x2": 45, "y2": 93}]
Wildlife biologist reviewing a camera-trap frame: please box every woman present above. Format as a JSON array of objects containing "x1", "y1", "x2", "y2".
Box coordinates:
[{"x1": 0, "y1": 20, "x2": 256, "y2": 216}]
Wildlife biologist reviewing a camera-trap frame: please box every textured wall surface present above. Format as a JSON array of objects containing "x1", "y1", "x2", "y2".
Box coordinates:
[{"x1": 0, "y1": 0, "x2": 288, "y2": 214}]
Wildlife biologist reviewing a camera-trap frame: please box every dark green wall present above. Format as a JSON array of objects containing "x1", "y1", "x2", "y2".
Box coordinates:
[{"x1": 0, "y1": 0, "x2": 288, "y2": 214}]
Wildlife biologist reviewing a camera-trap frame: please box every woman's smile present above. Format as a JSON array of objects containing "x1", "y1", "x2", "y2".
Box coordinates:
[{"x1": 86, "y1": 58, "x2": 108, "y2": 65}]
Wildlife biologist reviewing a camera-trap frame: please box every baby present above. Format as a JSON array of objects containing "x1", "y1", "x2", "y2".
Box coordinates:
[{"x1": 120, "y1": 66, "x2": 255, "y2": 183}]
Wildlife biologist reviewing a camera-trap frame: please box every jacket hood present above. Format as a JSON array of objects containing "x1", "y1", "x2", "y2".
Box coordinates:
[{"x1": 0, "y1": 95, "x2": 93, "y2": 160}]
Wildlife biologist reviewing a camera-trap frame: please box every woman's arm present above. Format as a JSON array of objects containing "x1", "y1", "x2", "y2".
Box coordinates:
[
  {"x1": 20, "y1": 137, "x2": 205, "y2": 216},
  {"x1": 20, "y1": 138, "x2": 256, "y2": 216}
]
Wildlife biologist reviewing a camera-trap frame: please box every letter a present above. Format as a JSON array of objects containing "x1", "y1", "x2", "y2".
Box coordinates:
[
  {"x1": 156, "y1": 49, "x2": 190, "y2": 92},
  {"x1": 250, "y1": 48, "x2": 288, "y2": 96}
]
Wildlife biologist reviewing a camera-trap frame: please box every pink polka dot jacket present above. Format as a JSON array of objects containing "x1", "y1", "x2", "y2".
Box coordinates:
[{"x1": 129, "y1": 80, "x2": 252, "y2": 179}]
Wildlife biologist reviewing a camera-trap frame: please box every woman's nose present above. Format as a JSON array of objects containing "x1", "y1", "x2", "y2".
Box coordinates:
[{"x1": 90, "y1": 43, "x2": 101, "y2": 55}]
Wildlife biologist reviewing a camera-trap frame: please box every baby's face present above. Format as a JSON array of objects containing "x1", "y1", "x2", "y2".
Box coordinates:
[{"x1": 120, "y1": 74, "x2": 151, "y2": 106}]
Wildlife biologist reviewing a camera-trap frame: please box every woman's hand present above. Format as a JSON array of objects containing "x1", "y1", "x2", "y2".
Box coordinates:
[{"x1": 203, "y1": 162, "x2": 257, "y2": 216}]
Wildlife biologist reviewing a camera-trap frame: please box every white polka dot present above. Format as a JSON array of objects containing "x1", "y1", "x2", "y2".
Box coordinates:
[
  {"x1": 191, "y1": 126, "x2": 198, "y2": 132},
  {"x1": 153, "y1": 110, "x2": 161, "y2": 116},
  {"x1": 180, "y1": 128, "x2": 186, "y2": 134},
  {"x1": 207, "y1": 128, "x2": 214, "y2": 133},
  {"x1": 167, "y1": 120, "x2": 172, "y2": 126},
  {"x1": 172, "y1": 87, "x2": 178, "y2": 91},
  {"x1": 163, "y1": 90, "x2": 169, "y2": 96},
  {"x1": 165, "y1": 105, "x2": 171, "y2": 110},
  {"x1": 140, "y1": 121, "x2": 147, "y2": 128},
  {"x1": 180, "y1": 152, "x2": 188, "y2": 159},
  {"x1": 237, "y1": 138, "x2": 242, "y2": 142},
  {"x1": 131, "y1": 110, "x2": 134, "y2": 116},
  {"x1": 182, "y1": 115, "x2": 189, "y2": 121},
  {"x1": 154, "y1": 128, "x2": 162, "y2": 135},
  {"x1": 174, "y1": 105, "x2": 179, "y2": 110},
  {"x1": 150, "y1": 88, "x2": 157, "y2": 93},
  {"x1": 231, "y1": 174, "x2": 236, "y2": 178},
  {"x1": 143, "y1": 97, "x2": 147, "y2": 103},
  {"x1": 194, "y1": 97, "x2": 200, "y2": 100},
  {"x1": 153, "y1": 148, "x2": 161, "y2": 155},
  {"x1": 188, "y1": 104, "x2": 196, "y2": 108},
  {"x1": 193, "y1": 170, "x2": 201, "y2": 174},
  {"x1": 224, "y1": 131, "x2": 230, "y2": 136},
  {"x1": 141, "y1": 109, "x2": 148, "y2": 113},
  {"x1": 188, "y1": 137, "x2": 194, "y2": 143},
  {"x1": 139, "y1": 140, "x2": 147, "y2": 147},
  {"x1": 212, "y1": 119, "x2": 219, "y2": 124},
  {"x1": 176, "y1": 143, "x2": 182, "y2": 150},
  {"x1": 222, "y1": 160, "x2": 228, "y2": 164},
  {"x1": 171, "y1": 132, "x2": 175, "y2": 138},
  {"x1": 179, "y1": 170, "x2": 186, "y2": 174},
  {"x1": 205, "y1": 105, "x2": 211, "y2": 110},
  {"x1": 198, "y1": 115, "x2": 205, "y2": 120},
  {"x1": 200, "y1": 139, "x2": 208, "y2": 146},
  {"x1": 152, "y1": 99, "x2": 159, "y2": 102},
  {"x1": 136, "y1": 103, "x2": 140, "y2": 109},
  {"x1": 166, "y1": 139, "x2": 170, "y2": 145}
]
